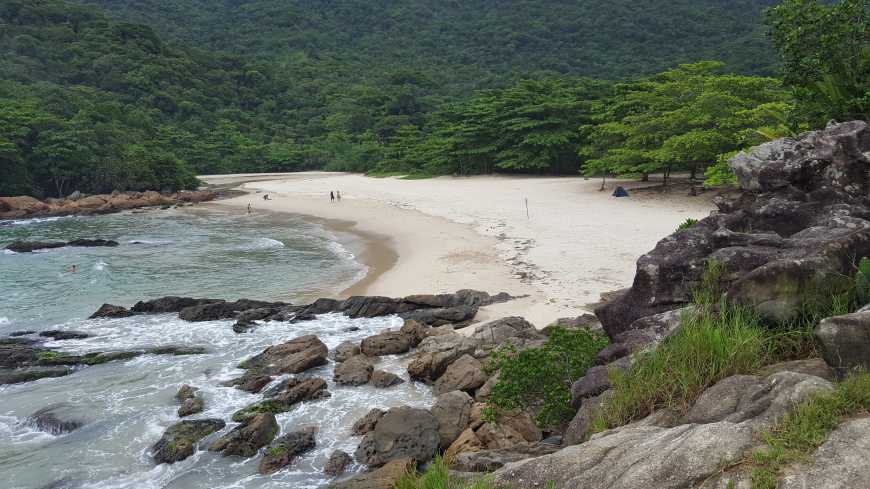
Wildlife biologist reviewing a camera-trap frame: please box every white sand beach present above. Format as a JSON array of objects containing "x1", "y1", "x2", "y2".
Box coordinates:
[{"x1": 202, "y1": 172, "x2": 716, "y2": 327}]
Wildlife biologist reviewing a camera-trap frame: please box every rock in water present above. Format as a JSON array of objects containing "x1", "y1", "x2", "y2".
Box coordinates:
[
  {"x1": 152, "y1": 419, "x2": 225, "y2": 464},
  {"x1": 209, "y1": 413, "x2": 279, "y2": 458},
  {"x1": 232, "y1": 377, "x2": 328, "y2": 422},
  {"x1": 370, "y1": 370, "x2": 404, "y2": 388},
  {"x1": 89, "y1": 304, "x2": 131, "y2": 319},
  {"x1": 239, "y1": 335, "x2": 328, "y2": 375},
  {"x1": 360, "y1": 331, "x2": 412, "y2": 356},
  {"x1": 324, "y1": 450, "x2": 353, "y2": 476},
  {"x1": 333, "y1": 355, "x2": 374, "y2": 385},
  {"x1": 5, "y1": 241, "x2": 66, "y2": 253},
  {"x1": 332, "y1": 341, "x2": 360, "y2": 362},
  {"x1": 354, "y1": 406, "x2": 439, "y2": 467},
  {"x1": 258, "y1": 427, "x2": 317, "y2": 474},
  {"x1": 178, "y1": 396, "x2": 204, "y2": 417}
]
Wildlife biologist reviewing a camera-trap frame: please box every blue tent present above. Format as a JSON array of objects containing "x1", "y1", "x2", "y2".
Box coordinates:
[{"x1": 612, "y1": 186, "x2": 629, "y2": 197}]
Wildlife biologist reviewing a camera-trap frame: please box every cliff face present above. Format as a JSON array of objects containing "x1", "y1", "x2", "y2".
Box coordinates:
[
  {"x1": 598, "y1": 121, "x2": 870, "y2": 334},
  {"x1": 490, "y1": 121, "x2": 870, "y2": 488}
]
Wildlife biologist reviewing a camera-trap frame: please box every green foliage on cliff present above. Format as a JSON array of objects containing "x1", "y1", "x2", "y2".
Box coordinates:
[
  {"x1": 484, "y1": 327, "x2": 608, "y2": 429},
  {"x1": 767, "y1": 0, "x2": 870, "y2": 126}
]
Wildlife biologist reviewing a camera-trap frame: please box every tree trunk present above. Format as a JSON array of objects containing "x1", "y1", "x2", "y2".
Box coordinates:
[{"x1": 641, "y1": 173, "x2": 649, "y2": 182}]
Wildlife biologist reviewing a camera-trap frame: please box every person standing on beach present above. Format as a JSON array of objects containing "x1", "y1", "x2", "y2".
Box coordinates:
[
  {"x1": 336, "y1": 190, "x2": 341, "y2": 202},
  {"x1": 330, "y1": 191, "x2": 335, "y2": 202},
  {"x1": 247, "y1": 203, "x2": 252, "y2": 214}
]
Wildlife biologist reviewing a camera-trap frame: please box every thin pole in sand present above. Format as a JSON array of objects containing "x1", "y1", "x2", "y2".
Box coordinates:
[{"x1": 525, "y1": 198, "x2": 530, "y2": 219}]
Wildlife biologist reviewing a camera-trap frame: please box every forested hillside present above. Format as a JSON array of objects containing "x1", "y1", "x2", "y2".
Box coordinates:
[
  {"x1": 74, "y1": 0, "x2": 779, "y2": 82},
  {"x1": 1, "y1": 0, "x2": 866, "y2": 198}
]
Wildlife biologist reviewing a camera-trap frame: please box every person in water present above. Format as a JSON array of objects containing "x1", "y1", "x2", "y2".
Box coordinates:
[
  {"x1": 330, "y1": 191, "x2": 335, "y2": 202},
  {"x1": 67, "y1": 265, "x2": 76, "y2": 273}
]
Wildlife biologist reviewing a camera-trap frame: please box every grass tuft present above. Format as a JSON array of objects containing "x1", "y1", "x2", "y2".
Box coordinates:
[{"x1": 750, "y1": 372, "x2": 870, "y2": 489}]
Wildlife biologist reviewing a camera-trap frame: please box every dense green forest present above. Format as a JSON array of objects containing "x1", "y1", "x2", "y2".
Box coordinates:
[{"x1": 1, "y1": 0, "x2": 867, "y2": 197}]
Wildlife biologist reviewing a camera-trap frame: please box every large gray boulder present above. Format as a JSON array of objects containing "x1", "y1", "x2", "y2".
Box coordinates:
[
  {"x1": 815, "y1": 309, "x2": 870, "y2": 375},
  {"x1": 492, "y1": 420, "x2": 755, "y2": 488},
  {"x1": 407, "y1": 334, "x2": 479, "y2": 382},
  {"x1": 780, "y1": 417, "x2": 870, "y2": 489},
  {"x1": 354, "y1": 406, "x2": 440, "y2": 467},
  {"x1": 681, "y1": 371, "x2": 833, "y2": 425},
  {"x1": 259, "y1": 426, "x2": 317, "y2": 475},
  {"x1": 434, "y1": 354, "x2": 487, "y2": 395},
  {"x1": 431, "y1": 390, "x2": 473, "y2": 449},
  {"x1": 596, "y1": 121, "x2": 870, "y2": 336},
  {"x1": 472, "y1": 317, "x2": 544, "y2": 345}
]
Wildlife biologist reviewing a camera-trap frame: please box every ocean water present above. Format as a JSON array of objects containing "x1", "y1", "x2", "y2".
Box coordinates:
[{"x1": 0, "y1": 209, "x2": 432, "y2": 489}]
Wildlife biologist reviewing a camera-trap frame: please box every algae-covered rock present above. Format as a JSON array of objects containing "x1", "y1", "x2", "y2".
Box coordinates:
[{"x1": 152, "y1": 419, "x2": 225, "y2": 464}]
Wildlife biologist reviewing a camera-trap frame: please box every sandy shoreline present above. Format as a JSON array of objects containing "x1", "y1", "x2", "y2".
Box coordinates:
[{"x1": 201, "y1": 172, "x2": 716, "y2": 327}]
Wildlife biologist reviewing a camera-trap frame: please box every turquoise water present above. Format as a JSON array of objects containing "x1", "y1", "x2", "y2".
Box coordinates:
[
  {"x1": 0, "y1": 208, "x2": 365, "y2": 332},
  {"x1": 0, "y1": 209, "x2": 433, "y2": 489}
]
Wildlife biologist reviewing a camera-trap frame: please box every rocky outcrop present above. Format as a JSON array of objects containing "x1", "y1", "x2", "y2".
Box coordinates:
[
  {"x1": 152, "y1": 418, "x2": 225, "y2": 464},
  {"x1": 324, "y1": 449, "x2": 353, "y2": 476},
  {"x1": 596, "y1": 121, "x2": 870, "y2": 334},
  {"x1": 354, "y1": 406, "x2": 440, "y2": 467},
  {"x1": 815, "y1": 309, "x2": 870, "y2": 375},
  {"x1": 209, "y1": 413, "x2": 279, "y2": 458},
  {"x1": 259, "y1": 426, "x2": 317, "y2": 474},
  {"x1": 0, "y1": 190, "x2": 216, "y2": 220},
  {"x1": 472, "y1": 317, "x2": 544, "y2": 346}
]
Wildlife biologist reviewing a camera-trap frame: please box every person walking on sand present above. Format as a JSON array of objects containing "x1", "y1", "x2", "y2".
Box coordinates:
[
  {"x1": 330, "y1": 191, "x2": 335, "y2": 203},
  {"x1": 336, "y1": 190, "x2": 341, "y2": 202},
  {"x1": 247, "y1": 203, "x2": 252, "y2": 214}
]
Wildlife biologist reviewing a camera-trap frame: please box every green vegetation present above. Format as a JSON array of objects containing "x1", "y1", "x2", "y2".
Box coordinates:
[
  {"x1": 767, "y1": 0, "x2": 870, "y2": 127},
  {"x1": 750, "y1": 373, "x2": 870, "y2": 489},
  {"x1": 484, "y1": 327, "x2": 608, "y2": 429},
  {"x1": 231, "y1": 400, "x2": 285, "y2": 422},
  {"x1": 590, "y1": 260, "x2": 859, "y2": 433},
  {"x1": 676, "y1": 218, "x2": 699, "y2": 232},
  {"x1": 395, "y1": 457, "x2": 497, "y2": 489}
]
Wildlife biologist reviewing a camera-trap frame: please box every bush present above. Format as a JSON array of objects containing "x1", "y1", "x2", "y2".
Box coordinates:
[
  {"x1": 675, "y1": 217, "x2": 699, "y2": 232},
  {"x1": 855, "y1": 257, "x2": 870, "y2": 305},
  {"x1": 395, "y1": 457, "x2": 496, "y2": 489},
  {"x1": 484, "y1": 327, "x2": 608, "y2": 429},
  {"x1": 750, "y1": 372, "x2": 870, "y2": 489}
]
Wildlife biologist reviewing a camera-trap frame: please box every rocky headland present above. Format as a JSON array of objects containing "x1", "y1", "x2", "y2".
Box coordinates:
[{"x1": 0, "y1": 190, "x2": 216, "y2": 221}]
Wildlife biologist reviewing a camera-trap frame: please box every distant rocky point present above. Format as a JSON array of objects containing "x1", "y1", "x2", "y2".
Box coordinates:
[{"x1": 0, "y1": 190, "x2": 216, "y2": 221}]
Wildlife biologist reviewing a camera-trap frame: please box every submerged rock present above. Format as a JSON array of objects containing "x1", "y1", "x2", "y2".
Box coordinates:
[
  {"x1": 89, "y1": 304, "x2": 131, "y2": 319},
  {"x1": 5, "y1": 241, "x2": 67, "y2": 253},
  {"x1": 0, "y1": 366, "x2": 72, "y2": 385},
  {"x1": 354, "y1": 406, "x2": 440, "y2": 467},
  {"x1": 38, "y1": 330, "x2": 90, "y2": 340},
  {"x1": 27, "y1": 405, "x2": 83, "y2": 435},
  {"x1": 152, "y1": 418, "x2": 225, "y2": 464},
  {"x1": 258, "y1": 426, "x2": 317, "y2": 475},
  {"x1": 370, "y1": 370, "x2": 404, "y2": 388}
]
